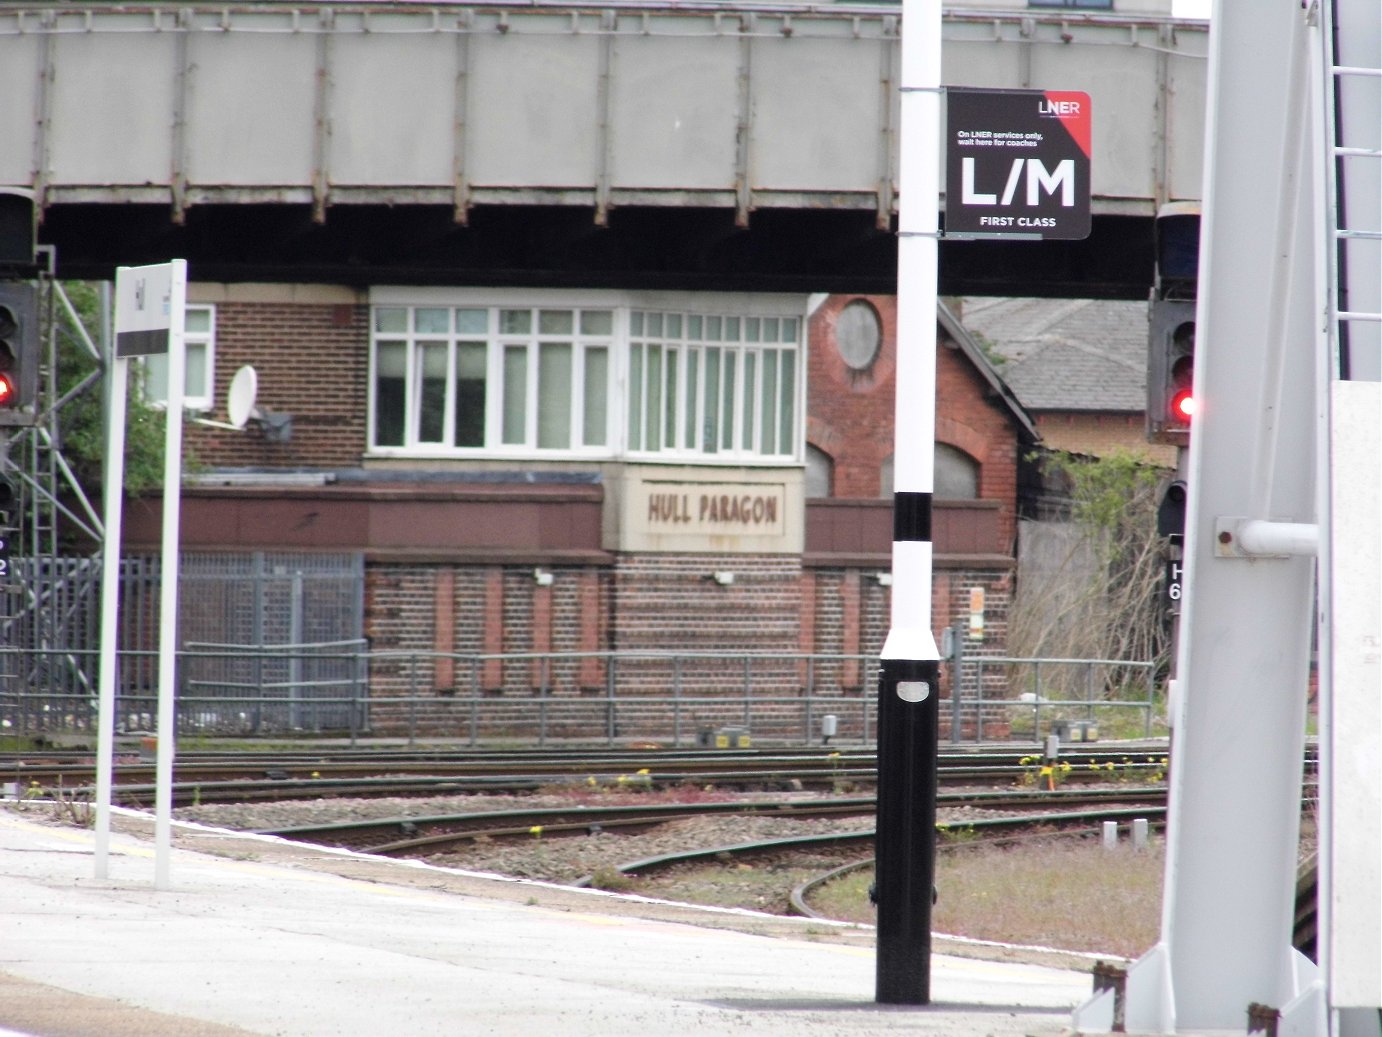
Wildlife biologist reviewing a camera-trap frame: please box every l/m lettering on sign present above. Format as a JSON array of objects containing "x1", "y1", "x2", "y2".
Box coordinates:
[{"x1": 961, "y1": 157, "x2": 1078, "y2": 207}]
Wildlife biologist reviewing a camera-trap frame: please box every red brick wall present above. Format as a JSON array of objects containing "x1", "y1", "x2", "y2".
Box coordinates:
[
  {"x1": 807, "y1": 295, "x2": 897, "y2": 498},
  {"x1": 357, "y1": 555, "x2": 1014, "y2": 739},
  {"x1": 184, "y1": 301, "x2": 367, "y2": 469},
  {"x1": 807, "y1": 294, "x2": 1021, "y2": 551},
  {"x1": 807, "y1": 567, "x2": 892, "y2": 691},
  {"x1": 611, "y1": 553, "x2": 802, "y2": 655},
  {"x1": 365, "y1": 562, "x2": 611, "y2": 700}
]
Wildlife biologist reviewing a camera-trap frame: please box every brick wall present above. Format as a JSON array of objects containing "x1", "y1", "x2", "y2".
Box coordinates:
[
  {"x1": 184, "y1": 300, "x2": 367, "y2": 469},
  {"x1": 358, "y1": 554, "x2": 1011, "y2": 738},
  {"x1": 807, "y1": 295, "x2": 897, "y2": 497},
  {"x1": 611, "y1": 552, "x2": 801, "y2": 664},
  {"x1": 808, "y1": 294, "x2": 1022, "y2": 549},
  {"x1": 935, "y1": 339, "x2": 1022, "y2": 550},
  {"x1": 1034, "y1": 412, "x2": 1177, "y2": 467}
]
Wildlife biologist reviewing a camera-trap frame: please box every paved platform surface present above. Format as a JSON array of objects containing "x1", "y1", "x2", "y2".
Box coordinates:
[{"x1": 0, "y1": 804, "x2": 1092, "y2": 1037}]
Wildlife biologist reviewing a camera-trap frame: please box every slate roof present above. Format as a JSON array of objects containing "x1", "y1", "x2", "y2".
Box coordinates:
[{"x1": 957, "y1": 297, "x2": 1150, "y2": 413}]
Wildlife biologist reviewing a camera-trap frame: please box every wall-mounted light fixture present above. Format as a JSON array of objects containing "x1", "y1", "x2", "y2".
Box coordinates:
[
  {"x1": 874, "y1": 572, "x2": 894, "y2": 587},
  {"x1": 710, "y1": 571, "x2": 735, "y2": 586},
  {"x1": 533, "y1": 568, "x2": 554, "y2": 587}
]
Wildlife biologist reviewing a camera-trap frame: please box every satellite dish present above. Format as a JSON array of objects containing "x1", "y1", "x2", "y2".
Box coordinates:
[
  {"x1": 226, "y1": 366, "x2": 258, "y2": 430},
  {"x1": 193, "y1": 363, "x2": 291, "y2": 441}
]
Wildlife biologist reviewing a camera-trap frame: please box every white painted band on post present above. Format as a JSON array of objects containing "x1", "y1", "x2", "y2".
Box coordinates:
[
  {"x1": 1236, "y1": 519, "x2": 1319, "y2": 557},
  {"x1": 881, "y1": 540, "x2": 939, "y2": 661}
]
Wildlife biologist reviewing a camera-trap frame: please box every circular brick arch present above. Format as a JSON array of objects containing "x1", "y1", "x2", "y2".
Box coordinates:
[{"x1": 935, "y1": 417, "x2": 990, "y2": 467}]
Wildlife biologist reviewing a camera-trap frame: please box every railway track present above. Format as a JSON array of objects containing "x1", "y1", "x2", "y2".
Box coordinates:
[
  {"x1": 2, "y1": 744, "x2": 1183, "y2": 807},
  {"x1": 570, "y1": 804, "x2": 1171, "y2": 889},
  {"x1": 259, "y1": 786, "x2": 1170, "y2": 856}
]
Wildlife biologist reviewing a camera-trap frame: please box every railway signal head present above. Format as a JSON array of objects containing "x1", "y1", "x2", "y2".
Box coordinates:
[
  {"x1": 0, "y1": 282, "x2": 38, "y2": 427},
  {"x1": 1147, "y1": 298, "x2": 1196, "y2": 444},
  {"x1": 1157, "y1": 479, "x2": 1187, "y2": 542}
]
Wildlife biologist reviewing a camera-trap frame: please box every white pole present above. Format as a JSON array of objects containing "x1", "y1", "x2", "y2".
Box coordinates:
[
  {"x1": 93, "y1": 353, "x2": 128, "y2": 879},
  {"x1": 154, "y1": 259, "x2": 187, "y2": 890},
  {"x1": 885, "y1": 0, "x2": 940, "y2": 660}
]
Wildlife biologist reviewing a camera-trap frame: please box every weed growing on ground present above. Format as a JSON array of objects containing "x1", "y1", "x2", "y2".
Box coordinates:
[
  {"x1": 1017, "y1": 756, "x2": 1073, "y2": 789},
  {"x1": 17, "y1": 777, "x2": 95, "y2": 828},
  {"x1": 936, "y1": 822, "x2": 979, "y2": 845},
  {"x1": 589, "y1": 866, "x2": 635, "y2": 892}
]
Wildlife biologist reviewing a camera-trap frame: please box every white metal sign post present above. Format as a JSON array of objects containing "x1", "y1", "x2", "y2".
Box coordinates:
[{"x1": 95, "y1": 259, "x2": 187, "y2": 888}]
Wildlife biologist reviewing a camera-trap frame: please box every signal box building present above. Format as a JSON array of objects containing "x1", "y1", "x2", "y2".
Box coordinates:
[{"x1": 120, "y1": 287, "x2": 1036, "y2": 735}]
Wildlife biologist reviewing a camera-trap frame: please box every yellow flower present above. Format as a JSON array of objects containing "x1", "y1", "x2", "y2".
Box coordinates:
[
  {"x1": 1105, "y1": 762, "x2": 1116, "y2": 771},
  {"x1": 528, "y1": 825, "x2": 543, "y2": 837},
  {"x1": 1060, "y1": 762, "x2": 1073, "y2": 773},
  {"x1": 1039, "y1": 765, "x2": 1054, "y2": 777},
  {"x1": 636, "y1": 768, "x2": 650, "y2": 775}
]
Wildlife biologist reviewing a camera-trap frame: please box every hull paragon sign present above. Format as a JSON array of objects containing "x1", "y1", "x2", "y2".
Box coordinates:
[
  {"x1": 642, "y1": 481, "x2": 786, "y2": 537},
  {"x1": 945, "y1": 88, "x2": 1092, "y2": 241}
]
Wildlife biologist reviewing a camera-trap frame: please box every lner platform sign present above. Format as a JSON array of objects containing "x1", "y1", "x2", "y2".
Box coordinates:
[{"x1": 945, "y1": 88, "x2": 1092, "y2": 241}]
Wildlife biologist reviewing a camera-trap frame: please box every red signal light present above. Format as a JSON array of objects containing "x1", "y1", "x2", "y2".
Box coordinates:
[
  {"x1": 0, "y1": 334, "x2": 14, "y2": 409},
  {"x1": 1171, "y1": 388, "x2": 1196, "y2": 420}
]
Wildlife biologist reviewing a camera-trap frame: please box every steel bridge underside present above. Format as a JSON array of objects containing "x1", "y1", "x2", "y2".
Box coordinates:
[
  {"x1": 42, "y1": 203, "x2": 1156, "y2": 298},
  {"x1": 5, "y1": 3, "x2": 1206, "y2": 297}
]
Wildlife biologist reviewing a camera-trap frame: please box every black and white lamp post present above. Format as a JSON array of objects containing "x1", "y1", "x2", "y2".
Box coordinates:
[{"x1": 874, "y1": 0, "x2": 942, "y2": 1006}]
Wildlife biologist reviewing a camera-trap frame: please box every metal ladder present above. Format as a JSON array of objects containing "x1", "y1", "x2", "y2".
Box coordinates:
[{"x1": 1318, "y1": 0, "x2": 1382, "y2": 378}]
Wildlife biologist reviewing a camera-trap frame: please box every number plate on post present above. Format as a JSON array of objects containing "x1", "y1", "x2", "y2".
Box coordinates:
[{"x1": 1164, "y1": 560, "x2": 1183, "y2": 608}]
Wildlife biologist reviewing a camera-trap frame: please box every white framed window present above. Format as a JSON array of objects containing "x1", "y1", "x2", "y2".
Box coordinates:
[
  {"x1": 368, "y1": 290, "x2": 804, "y2": 464},
  {"x1": 142, "y1": 304, "x2": 215, "y2": 411},
  {"x1": 371, "y1": 304, "x2": 613, "y2": 454},
  {"x1": 625, "y1": 309, "x2": 798, "y2": 460}
]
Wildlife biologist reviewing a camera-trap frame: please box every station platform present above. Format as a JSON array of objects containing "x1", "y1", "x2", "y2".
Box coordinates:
[{"x1": 0, "y1": 805, "x2": 1093, "y2": 1037}]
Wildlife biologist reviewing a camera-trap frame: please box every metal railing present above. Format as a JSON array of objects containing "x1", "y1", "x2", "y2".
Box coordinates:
[
  {"x1": 0, "y1": 645, "x2": 1161, "y2": 747},
  {"x1": 371, "y1": 650, "x2": 885, "y2": 749},
  {"x1": 964, "y1": 654, "x2": 1161, "y2": 742}
]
